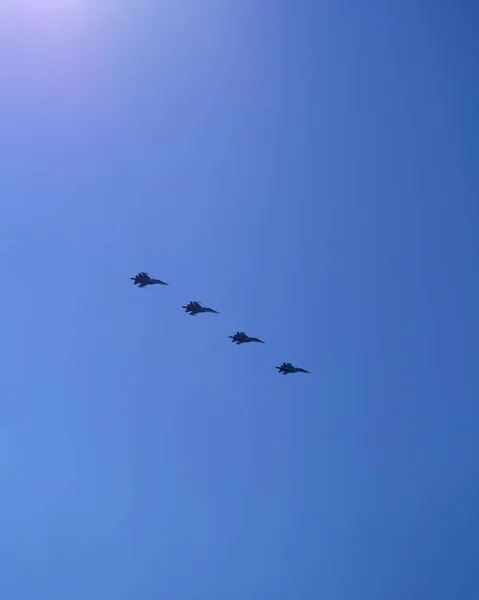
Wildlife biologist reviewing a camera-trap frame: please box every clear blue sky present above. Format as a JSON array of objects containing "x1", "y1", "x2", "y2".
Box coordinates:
[{"x1": 1, "y1": 1, "x2": 478, "y2": 598}]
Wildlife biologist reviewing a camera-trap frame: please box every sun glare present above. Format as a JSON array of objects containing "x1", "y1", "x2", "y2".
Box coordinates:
[
  {"x1": 26, "y1": 0, "x2": 86, "y2": 11},
  {"x1": 34, "y1": 0, "x2": 90, "y2": 18},
  {"x1": 9, "y1": 0, "x2": 130, "y2": 32}
]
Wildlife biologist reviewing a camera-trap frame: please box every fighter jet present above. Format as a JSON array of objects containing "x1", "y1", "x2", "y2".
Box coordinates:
[
  {"x1": 275, "y1": 362, "x2": 310, "y2": 375},
  {"x1": 229, "y1": 331, "x2": 265, "y2": 345},
  {"x1": 182, "y1": 301, "x2": 219, "y2": 316},
  {"x1": 130, "y1": 272, "x2": 169, "y2": 288}
]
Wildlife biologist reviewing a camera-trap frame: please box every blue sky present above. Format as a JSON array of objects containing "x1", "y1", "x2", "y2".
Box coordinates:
[{"x1": 1, "y1": 1, "x2": 478, "y2": 598}]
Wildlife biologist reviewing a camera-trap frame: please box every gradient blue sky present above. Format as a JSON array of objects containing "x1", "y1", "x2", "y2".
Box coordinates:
[{"x1": 1, "y1": 1, "x2": 478, "y2": 598}]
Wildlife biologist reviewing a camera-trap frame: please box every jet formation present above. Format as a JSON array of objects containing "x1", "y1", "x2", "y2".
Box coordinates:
[
  {"x1": 182, "y1": 301, "x2": 220, "y2": 316},
  {"x1": 130, "y1": 272, "x2": 169, "y2": 287},
  {"x1": 131, "y1": 272, "x2": 310, "y2": 375},
  {"x1": 229, "y1": 331, "x2": 265, "y2": 345},
  {"x1": 276, "y1": 362, "x2": 310, "y2": 375}
]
